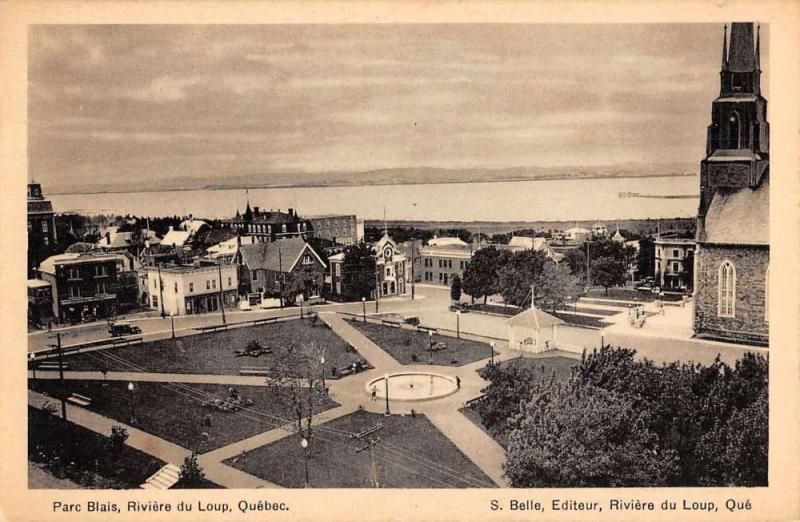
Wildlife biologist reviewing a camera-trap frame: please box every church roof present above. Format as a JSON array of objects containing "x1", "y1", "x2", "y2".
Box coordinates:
[
  {"x1": 727, "y1": 23, "x2": 756, "y2": 73},
  {"x1": 703, "y1": 174, "x2": 768, "y2": 245}
]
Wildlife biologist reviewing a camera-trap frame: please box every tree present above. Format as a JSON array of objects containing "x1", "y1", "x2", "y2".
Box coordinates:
[
  {"x1": 683, "y1": 249, "x2": 695, "y2": 291},
  {"x1": 108, "y1": 425, "x2": 129, "y2": 454},
  {"x1": 461, "y1": 247, "x2": 503, "y2": 304},
  {"x1": 636, "y1": 237, "x2": 656, "y2": 279},
  {"x1": 505, "y1": 381, "x2": 681, "y2": 487},
  {"x1": 177, "y1": 452, "x2": 206, "y2": 488},
  {"x1": 563, "y1": 248, "x2": 587, "y2": 283},
  {"x1": 450, "y1": 275, "x2": 462, "y2": 302},
  {"x1": 282, "y1": 265, "x2": 322, "y2": 305},
  {"x1": 477, "y1": 362, "x2": 539, "y2": 442},
  {"x1": 341, "y1": 243, "x2": 376, "y2": 300},
  {"x1": 591, "y1": 256, "x2": 626, "y2": 294},
  {"x1": 537, "y1": 262, "x2": 581, "y2": 313},
  {"x1": 497, "y1": 250, "x2": 548, "y2": 306}
]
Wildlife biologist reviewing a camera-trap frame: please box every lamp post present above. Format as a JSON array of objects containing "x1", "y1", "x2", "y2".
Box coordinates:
[
  {"x1": 456, "y1": 310, "x2": 461, "y2": 339},
  {"x1": 127, "y1": 382, "x2": 136, "y2": 425},
  {"x1": 490, "y1": 341, "x2": 495, "y2": 366},
  {"x1": 300, "y1": 437, "x2": 309, "y2": 487},
  {"x1": 29, "y1": 352, "x2": 36, "y2": 380},
  {"x1": 428, "y1": 330, "x2": 434, "y2": 365},
  {"x1": 362, "y1": 297, "x2": 366, "y2": 322},
  {"x1": 384, "y1": 373, "x2": 390, "y2": 416},
  {"x1": 170, "y1": 311, "x2": 176, "y2": 339},
  {"x1": 320, "y1": 356, "x2": 326, "y2": 393}
]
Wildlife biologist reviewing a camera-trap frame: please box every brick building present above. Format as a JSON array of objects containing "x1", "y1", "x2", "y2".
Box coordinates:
[
  {"x1": 307, "y1": 215, "x2": 358, "y2": 245},
  {"x1": 693, "y1": 23, "x2": 769, "y2": 346},
  {"x1": 221, "y1": 202, "x2": 312, "y2": 243},
  {"x1": 27, "y1": 183, "x2": 58, "y2": 278}
]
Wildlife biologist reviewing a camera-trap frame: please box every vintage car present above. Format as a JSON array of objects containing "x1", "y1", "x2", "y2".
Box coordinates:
[{"x1": 108, "y1": 322, "x2": 142, "y2": 337}]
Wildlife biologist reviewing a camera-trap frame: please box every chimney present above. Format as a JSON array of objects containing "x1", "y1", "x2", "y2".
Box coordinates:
[
  {"x1": 254, "y1": 206, "x2": 260, "y2": 215},
  {"x1": 106, "y1": 231, "x2": 111, "y2": 244},
  {"x1": 288, "y1": 208, "x2": 294, "y2": 217}
]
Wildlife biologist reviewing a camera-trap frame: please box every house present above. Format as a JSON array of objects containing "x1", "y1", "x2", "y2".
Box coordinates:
[
  {"x1": 161, "y1": 226, "x2": 193, "y2": 248},
  {"x1": 501, "y1": 236, "x2": 560, "y2": 261},
  {"x1": 307, "y1": 215, "x2": 358, "y2": 245},
  {"x1": 206, "y1": 235, "x2": 257, "y2": 263},
  {"x1": 428, "y1": 236, "x2": 467, "y2": 247},
  {"x1": 507, "y1": 307, "x2": 565, "y2": 353},
  {"x1": 27, "y1": 279, "x2": 53, "y2": 327},
  {"x1": 563, "y1": 226, "x2": 591, "y2": 243},
  {"x1": 419, "y1": 242, "x2": 474, "y2": 286},
  {"x1": 27, "y1": 183, "x2": 58, "y2": 278},
  {"x1": 396, "y1": 240, "x2": 423, "y2": 283},
  {"x1": 221, "y1": 203, "x2": 312, "y2": 243},
  {"x1": 654, "y1": 237, "x2": 696, "y2": 290},
  {"x1": 693, "y1": 22, "x2": 769, "y2": 346},
  {"x1": 146, "y1": 261, "x2": 238, "y2": 316},
  {"x1": 592, "y1": 223, "x2": 608, "y2": 237},
  {"x1": 38, "y1": 251, "x2": 137, "y2": 324},
  {"x1": 373, "y1": 234, "x2": 407, "y2": 297},
  {"x1": 235, "y1": 237, "x2": 326, "y2": 303}
]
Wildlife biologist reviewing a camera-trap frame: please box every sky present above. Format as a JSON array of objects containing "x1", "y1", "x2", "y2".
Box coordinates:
[{"x1": 28, "y1": 24, "x2": 769, "y2": 191}]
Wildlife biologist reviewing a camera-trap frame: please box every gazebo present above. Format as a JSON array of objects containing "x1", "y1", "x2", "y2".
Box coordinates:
[{"x1": 507, "y1": 307, "x2": 565, "y2": 353}]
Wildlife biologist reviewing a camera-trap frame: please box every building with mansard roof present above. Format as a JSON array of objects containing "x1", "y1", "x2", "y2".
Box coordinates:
[{"x1": 693, "y1": 22, "x2": 769, "y2": 346}]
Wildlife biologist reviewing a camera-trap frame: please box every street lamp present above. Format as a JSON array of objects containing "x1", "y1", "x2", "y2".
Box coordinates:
[
  {"x1": 362, "y1": 297, "x2": 367, "y2": 322},
  {"x1": 428, "y1": 331, "x2": 434, "y2": 365},
  {"x1": 456, "y1": 310, "x2": 461, "y2": 339},
  {"x1": 300, "y1": 437, "x2": 309, "y2": 487},
  {"x1": 490, "y1": 341, "x2": 495, "y2": 366},
  {"x1": 170, "y1": 311, "x2": 176, "y2": 339},
  {"x1": 29, "y1": 352, "x2": 37, "y2": 380},
  {"x1": 384, "y1": 373, "x2": 390, "y2": 416},
  {"x1": 127, "y1": 382, "x2": 136, "y2": 425},
  {"x1": 320, "y1": 356, "x2": 326, "y2": 393}
]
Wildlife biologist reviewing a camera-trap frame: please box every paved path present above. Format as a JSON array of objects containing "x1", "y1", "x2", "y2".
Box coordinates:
[{"x1": 319, "y1": 313, "x2": 404, "y2": 372}]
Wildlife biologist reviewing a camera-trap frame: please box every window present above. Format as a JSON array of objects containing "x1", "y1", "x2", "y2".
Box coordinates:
[
  {"x1": 212, "y1": 279, "x2": 217, "y2": 289},
  {"x1": 186, "y1": 300, "x2": 192, "y2": 311},
  {"x1": 206, "y1": 280, "x2": 211, "y2": 290},
  {"x1": 228, "y1": 277, "x2": 232, "y2": 287},
  {"x1": 336, "y1": 282, "x2": 341, "y2": 294},
  {"x1": 253, "y1": 271, "x2": 259, "y2": 281},
  {"x1": 43, "y1": 237, "x2": 49, "y2": 246},
  {"x1": 42, "y1": 221, "x2": 48, "y2": 233},
  {"x1": 152, "y1": 295, "x2": 158, "y2": 307},
  {"x1": 282, "y1": 224, "x2": 287, "y2": 233},
  {"x1": 302, "y1": 254, "x2": 313, "y2": 265},
  {"x1": 448, "y1": 259, "x2": 453, "y2": 269},
  {"x1": 69, "y1": 286, "x2": 80, "y2": 298},
  {"x1": 97, "y1": 282, "x2": 106, "y2": 294},
  {"x1": 718, "y1": 260, "x2": 736, "y2": 318},
  {"x1": 189, "y1": 282, "x2": 194, "y2": 292},
  {"x1": 335, "y1": 264, "x2": 341, "y2": 276},
  {"x1": 95, "y1": 265, "x2": 107, "y2": 277},
  {"x1": 68, "y1": 268, "x2": 80, "y2": 280},
  {"x1": 386, "y1": 267, "x2": 391, "y2": 277},
  {"x1": 28, "y1": 221, "x2": 32, "y2": 232},
  {"x1": 268, "y1": 225, "x2": 272, "y2": 234},
  {"x1": 672, "y1": 262, "x2": 680, "y2": 272},
  {"x1": 673, "y1": 249, "x2": 679, "y2": 258},
  {"x1": 438, "y1": 273, "x2": 443, "y2": 282}
]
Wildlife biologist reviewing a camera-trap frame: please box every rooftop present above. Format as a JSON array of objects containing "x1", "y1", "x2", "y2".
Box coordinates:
[{"x1": 703, "y1": 174, "x2": 769, "y2": 245}]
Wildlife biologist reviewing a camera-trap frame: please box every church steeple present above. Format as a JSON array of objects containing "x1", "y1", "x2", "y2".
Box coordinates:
[
  {"x1": 721, "y1": 24, "x2": 728, "y2": 71},
  {"x1": 719, "y1": 22, "x2": 761, "y2": 96}
]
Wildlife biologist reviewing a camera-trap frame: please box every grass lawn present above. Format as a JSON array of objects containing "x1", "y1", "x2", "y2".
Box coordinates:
[
  {"x1": 29, "y1": 379, "x2": 338, "y2": 453},
  {"x1": 225, "y1": 409, "x2": 495, "y2": 488},
  {"x1": 552, "y1": 312, "x2": 610, "y2": 328},
  {"x1": 29, "y1": 406, "x2": 164, "y2": 489},
  {"x1": 468, "y1": 304, "x2": 517, "y2": 316},
  {"x1": 57, "y1": 318, "x2": 365, "y2": 378},
  {"x1": 349, "y1": 321, "x2": 493, "y2": 366}
]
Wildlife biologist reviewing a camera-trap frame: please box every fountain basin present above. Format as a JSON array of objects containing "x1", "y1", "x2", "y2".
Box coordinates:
[{"x1": 366, "y1": 372, "x2": 458, "y2": 402}]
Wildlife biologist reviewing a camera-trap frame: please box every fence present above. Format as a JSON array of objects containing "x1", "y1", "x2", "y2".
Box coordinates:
[
  {"x1": 29, "y1": 335, "x2": 143, "y2": 361},
  {"x1": 338, "y1": 311, "x2": 505, "y2": 346}
]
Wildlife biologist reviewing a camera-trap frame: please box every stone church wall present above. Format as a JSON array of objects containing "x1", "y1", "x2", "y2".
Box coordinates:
[{"x1": 693, "y1": 244, "x2": 769, "y2": 345}]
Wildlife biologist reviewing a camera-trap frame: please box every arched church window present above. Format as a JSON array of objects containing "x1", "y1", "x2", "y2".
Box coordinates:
[{"x1": 718, "y1": 260, "x2": 736, "y2": 318}]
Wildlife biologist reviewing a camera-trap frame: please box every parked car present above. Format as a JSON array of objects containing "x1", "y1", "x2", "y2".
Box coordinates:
[
  {"x1": 108, "y1": 322, "x2": 142, "y2": 337},
  {"x1": 403, "y1": 316, "x2": 420, "y2": 326},
  {"x1": 448, "y1": 302, "x2": 470, "y2": 313}
]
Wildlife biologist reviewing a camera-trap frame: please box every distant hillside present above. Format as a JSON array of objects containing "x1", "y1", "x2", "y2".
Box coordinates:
[{"x1": 48, "y1": 163, "x2": 697, "y2": 195}]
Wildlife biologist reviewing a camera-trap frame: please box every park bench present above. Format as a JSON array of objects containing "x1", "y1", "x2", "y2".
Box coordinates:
[
  {"x1": 67, "y1": 393, "x2": 92, "y2": 406},
  {"x1": 350, "y1": 423, "x2": 383, "y2": 440},
  {"x1": 239, "y1": 367, "x2": 272, "y2": 376},
  {"x1": 464, "y1": 394, "x2": 487, "y2": 409},
  {"x1": 429, "y1": 341, "x2": 447, "y2": 352},
  {"x1": 234, "y1": 347, "x2": 273, "y2": 358}
]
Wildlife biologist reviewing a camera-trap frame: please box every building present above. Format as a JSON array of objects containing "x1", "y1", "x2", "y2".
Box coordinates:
[
  {"x1": 328, "y1": 235, "x2": 407, "y2": 299},
  {"x1": 428, "y1": 236, "x2": 467, "y2": 247},
  {"x1": 654, "y1": 237, "x2": 695, "y2": 290},
  {"x1": 235, "y1": 237, "x2": 326, "y2": 302},
  {"x1": 693, "y1": 22, "x2": 769, "y2": 346},
  {"x1": 563, "y1": 226, "x2": 591, "y2": 243},
  {"x1": 592, "y1": 223, "x2": 608, "y2": 237},
  {"x1": 373, "y1": 234, "x2": 407, "y2": 297},
  {"x1": 222, "y1": 203, "x2": 312, "y2": 243},
  {"x1": 38, "y1": 251, "x2": 136, "y2": 324},
  {"x1": 146, "y1": 261, "x2": 238, "y2": 316},
  {"x1": 500, "y1": 236, "x2": 560, "y2": 261},
  {"x1": 27, "y1": 183, "x2": 58, "y2": 278},
  {"x1": 396, "y1": 240, "x2": 423, "y2": 284},
  {"x1": 27, "y1": 279, "x2": 54, "y2": 327},
  {"x1": 307, "y1": 215, "x2": 358, "y2": 245},
  {"x1": 419, "y1": 242, "x2": 473, "y2": 286},
  {"x1": 206, "y1": 235, "x2": 257, "y2": 263}
]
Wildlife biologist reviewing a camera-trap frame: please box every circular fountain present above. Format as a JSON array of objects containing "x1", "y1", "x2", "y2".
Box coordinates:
[{"x1": 366, "y1": 372, "x2": 459, "y2": 402}]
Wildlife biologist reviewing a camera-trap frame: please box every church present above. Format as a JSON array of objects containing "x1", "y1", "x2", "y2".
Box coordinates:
[{"x1": 693, "y1": 22, "x2": 769, "y2": 346}]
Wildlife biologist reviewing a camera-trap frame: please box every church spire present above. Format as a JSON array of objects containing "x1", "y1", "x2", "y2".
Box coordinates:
[
  {"x1": 721, "y1": 24, "x2": 728, "y2": 71},
  {"x1": 755, "y1": 24, "x2": 761, "y2": 71},
  {"x1": 727, "y1": 22, "x2": 756, "y2": 73}
]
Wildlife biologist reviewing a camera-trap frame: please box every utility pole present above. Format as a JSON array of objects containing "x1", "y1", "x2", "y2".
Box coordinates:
[
  {"x1": 368, "y1": 436, "x2": 380, "y2": 488},
  {"x1": 410, "y1": 242, "x2": 415, "y2": 300},
  {"x1": 278, "y1": 244, "x2": 284, "y2": 308},
  {"x1": 585, "y1": 241, "x2": 591, "y2": 292},
  {"x1": 157, "y1": 266, "x2": 165, "y2": 318},
  {"x1": 375, "y1": 261, "x2": 380, "y2": 313},
  {"x1": 53, "y1": 332, "x2": 67, "y2": 421},
  {"x1": 217, "y1": 263, "x2": 226, "y2": 325}
]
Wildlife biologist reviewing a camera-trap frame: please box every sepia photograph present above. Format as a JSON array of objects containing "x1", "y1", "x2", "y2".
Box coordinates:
[
  {"x1": 1, "y1": 2, "x2": 798, "y2": 519},
  {"x1": 22, "y1": 21, "x2": 773, "y2": 492}
]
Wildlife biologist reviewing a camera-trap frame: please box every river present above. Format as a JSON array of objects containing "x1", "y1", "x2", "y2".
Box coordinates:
[{"x1": 49, "y1": 175, "x2": 699, "y2": 222}]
